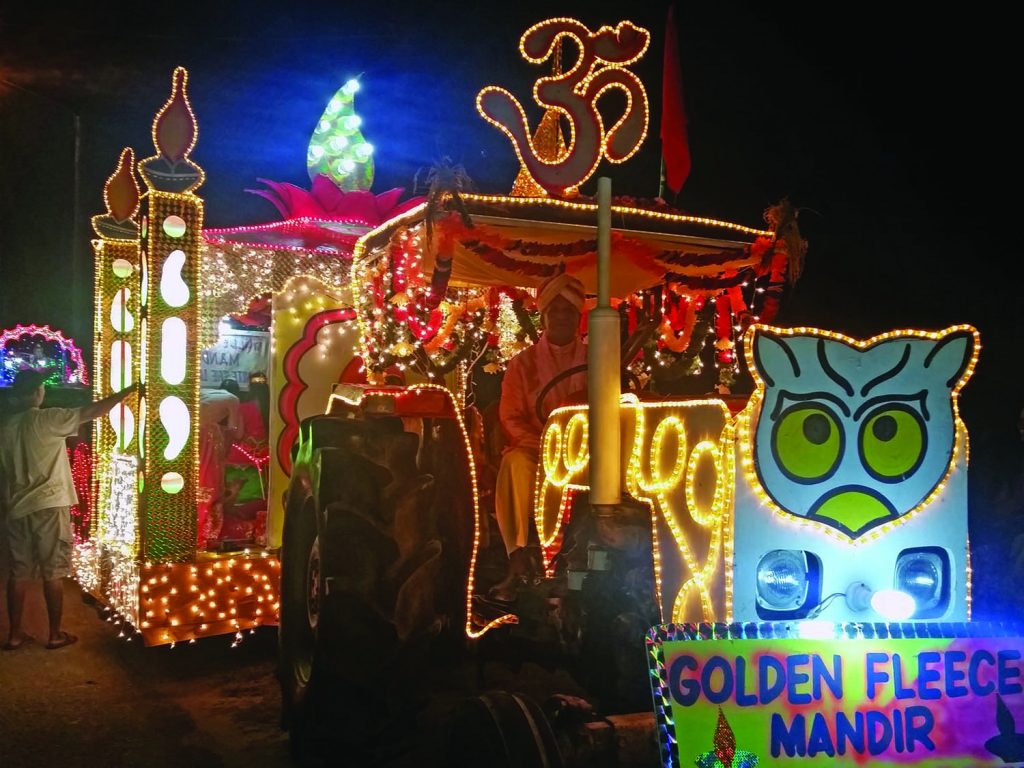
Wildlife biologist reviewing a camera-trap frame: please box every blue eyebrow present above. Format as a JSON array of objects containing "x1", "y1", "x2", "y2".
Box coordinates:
[
  {"x1": 770, "y1": 390, "x2": 851, "y2": 420},
  {"x1": 853, "y1": 391, "x2": 929, "y2": 421},
  {"x1": 860, "y1": 343, "x2": 911, "y2": 396},
  {"x1": 817, "y1": 339, "x2": 853, "y2": 396}
]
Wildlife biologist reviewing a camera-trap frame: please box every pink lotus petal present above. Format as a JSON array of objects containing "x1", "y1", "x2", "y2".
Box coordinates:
[
  {"x1": 245, "y1": 188, "x2": 291, "y2": 219},
  {"x1": 310, "y1": 174, "x2": 345, "y2": 212},
  {"x1": 247, "y1": 179, "x2": 321, "y2": 218},
  {"x1": 373, "y1": 187, "x2": 405, "y2": 217},
  {"x1": 332, "y1": 189, "x2": 379, "y2": 223},
  {"x1": 245, "y1": 178, "x2": 293, "y2": 217},
  {"x1": 246, "y1": 177, "x2": 424, "y2": 223}
]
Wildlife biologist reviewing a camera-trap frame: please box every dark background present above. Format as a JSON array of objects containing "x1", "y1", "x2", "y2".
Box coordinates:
[{"x1": 2, "y1": 1, "x2": 1021, "y2": 598}]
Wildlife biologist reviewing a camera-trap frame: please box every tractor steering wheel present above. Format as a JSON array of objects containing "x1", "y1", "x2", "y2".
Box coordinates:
[{"x1": 531, "y1": 318, "x2": 658, "y2": 424}]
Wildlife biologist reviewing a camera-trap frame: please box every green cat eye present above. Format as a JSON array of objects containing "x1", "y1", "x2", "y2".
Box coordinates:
[
  {"x1": 772, "y1": 405, "x2": 843, "y2": 482},
  {"x1": 860, "y1": 405, "x2": 926, "y2": 481}
]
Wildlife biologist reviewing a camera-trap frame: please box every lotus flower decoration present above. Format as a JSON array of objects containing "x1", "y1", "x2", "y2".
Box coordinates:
[{"x1": 247, "y1": 174, "x2": 422, "y2": 225}]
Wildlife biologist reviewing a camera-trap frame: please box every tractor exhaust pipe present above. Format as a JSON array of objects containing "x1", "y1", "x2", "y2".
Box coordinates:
[{"x1": 588, "y1": 177, "x2": 621, "y2": 507}]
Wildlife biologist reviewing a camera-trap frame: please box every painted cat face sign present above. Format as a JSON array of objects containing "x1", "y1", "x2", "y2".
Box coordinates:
[{"x1": 744, "y1": 325, "x2": 978, "y2": 540}]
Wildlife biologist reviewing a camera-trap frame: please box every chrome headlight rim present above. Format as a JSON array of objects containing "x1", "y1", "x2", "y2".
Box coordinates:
[
  {"x1": 756, "y1": 549, "x2": 811, "y2": 611},
  {"x1": 894, "y1": 546, "x2": 950, "y2": 618}
]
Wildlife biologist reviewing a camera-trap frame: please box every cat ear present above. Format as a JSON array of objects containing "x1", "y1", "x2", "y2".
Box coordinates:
[
  {"x1": 924, "y1": 327, "x2": 978, "y2": 389},
  {"x1": 750, "y1": 329, "x2": 800, "y2": 387}
]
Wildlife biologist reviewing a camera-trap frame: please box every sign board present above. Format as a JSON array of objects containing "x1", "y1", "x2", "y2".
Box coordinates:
[
  {"x1": 648, "y1": 622, "x2": 1024, "y2": 767},
  {"x1": 200, "y1": 330, "x2": 269, "y2": 390}
]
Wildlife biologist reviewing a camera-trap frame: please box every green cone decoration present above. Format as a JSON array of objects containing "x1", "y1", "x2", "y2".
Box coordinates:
[{"x1": 306, "y1": 79, "x2": 374, "y2": 191}]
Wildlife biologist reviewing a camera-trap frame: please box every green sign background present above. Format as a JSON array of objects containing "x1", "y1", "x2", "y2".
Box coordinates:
[{"x1": 648, "y1": 625, "x2": 1024, "y2": 767}]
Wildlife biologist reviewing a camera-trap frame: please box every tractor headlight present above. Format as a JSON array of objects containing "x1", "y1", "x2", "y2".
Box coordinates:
[
  {"x1": 895, "y1": 548, "x2": 948, "y2": 616},
  {"x1": 756, "y1": 550, "x2": 810, "y2": 611}
]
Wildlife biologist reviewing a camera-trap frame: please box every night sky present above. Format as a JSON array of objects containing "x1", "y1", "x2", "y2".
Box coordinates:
[{"x1": 1, "y1": 1, "x2": 1019, "y2": 450}]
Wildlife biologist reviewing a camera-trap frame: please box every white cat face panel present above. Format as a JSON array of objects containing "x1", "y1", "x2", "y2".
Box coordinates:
[{"x1": 743, "y1": 325, "x2": 978, "y2": 540}]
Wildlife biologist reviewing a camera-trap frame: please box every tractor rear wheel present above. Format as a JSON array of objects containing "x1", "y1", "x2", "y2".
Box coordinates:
[
  {"x1": 445, "y1": 691, "x2": 565, "y2": 768},
  {"x1": 278, "y1": 495, "x2": 327, "y2": 755}
]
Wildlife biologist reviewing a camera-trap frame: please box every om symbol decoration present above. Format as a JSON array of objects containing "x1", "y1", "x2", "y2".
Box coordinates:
[{"x1": 476, "y1": 18, "x2": 651, "y2": 196}]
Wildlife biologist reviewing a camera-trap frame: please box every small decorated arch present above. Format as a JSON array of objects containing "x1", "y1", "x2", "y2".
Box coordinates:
[{"x1": 0, "y1": 324, "x2": 89, "y2": 386}]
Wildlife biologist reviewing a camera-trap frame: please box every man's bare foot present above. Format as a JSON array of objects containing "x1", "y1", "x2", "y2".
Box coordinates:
[{"x1": 2, "y1": 632, "x2": 35, "y2": 651}]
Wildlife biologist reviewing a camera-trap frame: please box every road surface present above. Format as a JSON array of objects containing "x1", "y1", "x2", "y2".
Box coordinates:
[{"x1": 0, "y1": 577, "x2": 290, "y2": 768}]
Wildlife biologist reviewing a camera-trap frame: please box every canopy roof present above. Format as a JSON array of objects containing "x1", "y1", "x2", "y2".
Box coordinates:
[{"x1": 355, "y1": 194, "x2": 775, "y2": 297}]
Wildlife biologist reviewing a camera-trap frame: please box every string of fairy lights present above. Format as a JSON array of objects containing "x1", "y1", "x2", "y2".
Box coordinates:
[
  {"x1": 531, "y1": 396, "x2": 735, "y2": 628},
  {"x1": 0, "y1": 324, "x2": 89, "y2": 386},
  {"x1": 197, "y1": 242, "x2": 350, "y2": 349},
  {"x1": 352, "y1": 214, "x2": 785, "y2": 393},
  {"x1": 76, "y1": 68, "x2": 284, "y2": 647},
  {"x1": 354, "y1": 226, "x2": 496, "y2": 381}
]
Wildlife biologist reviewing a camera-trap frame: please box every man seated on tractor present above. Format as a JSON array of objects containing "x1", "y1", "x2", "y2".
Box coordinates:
[{"x1": 490, "y1": 272, "x2": 588, "y2": 601}]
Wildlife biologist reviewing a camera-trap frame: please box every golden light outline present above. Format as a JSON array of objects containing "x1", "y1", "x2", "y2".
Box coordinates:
[{"x1": 534, "y1": 397, "x2": 734, "y2": 625}]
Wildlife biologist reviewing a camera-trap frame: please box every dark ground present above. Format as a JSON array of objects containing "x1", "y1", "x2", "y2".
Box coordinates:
[
  {"x1": 0, "y1": 577, "x2": 291, "y2": 768},
  {"x1": 0, "y1": 576, "x2": 590, "y2": 768}
]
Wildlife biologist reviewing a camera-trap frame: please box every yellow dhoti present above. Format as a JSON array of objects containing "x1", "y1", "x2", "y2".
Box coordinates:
[{"x1": 495, "y1": 446, "x2": 539, "y2": 555}]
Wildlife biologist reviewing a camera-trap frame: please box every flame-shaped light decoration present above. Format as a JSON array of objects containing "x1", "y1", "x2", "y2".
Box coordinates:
[
  {"x1": 306, "y1": 78, "x2": 374, "y2": 191},
  {"x1": 155, "y1": 67, "x2": 196, "y2": 163},
  {"x1": 694, "y1": 707, "x2": 759, "y2": 767},
  {"x1": 92, "y1": 148, "x2": 141, "y2": 239},
  {"x1": 138, "y1": 67, "x2": 205, "y2": 193},
  {"x1": 107, "y1": 148, "x2": 141, "y2": 221},
  {"x1": 713, "y1": 708, "x2": 736, "y2": 767}
]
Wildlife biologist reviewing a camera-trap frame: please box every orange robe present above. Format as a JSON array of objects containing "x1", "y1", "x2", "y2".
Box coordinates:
[{"x1": 495, "y1": 335, "x2": 587, "y2": 554}]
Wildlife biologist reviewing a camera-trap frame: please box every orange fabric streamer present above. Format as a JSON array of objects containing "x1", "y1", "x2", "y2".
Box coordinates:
[{"x1": 659, "y1": 298, "x2": 696, "y2": 352}]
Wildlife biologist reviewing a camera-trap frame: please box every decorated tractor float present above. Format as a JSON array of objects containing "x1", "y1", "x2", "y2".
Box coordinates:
[
  {"x1": 272, "y1": 15, "x2": 1022, "y2": 768},
  {"x1": 76, "y1": 11, "x2": 1021, "y2": 768}
]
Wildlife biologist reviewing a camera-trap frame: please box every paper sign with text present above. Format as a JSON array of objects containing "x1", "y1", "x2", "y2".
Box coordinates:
[{"x1": 200, "y1": 330, "x2": 269, "y2": 390}]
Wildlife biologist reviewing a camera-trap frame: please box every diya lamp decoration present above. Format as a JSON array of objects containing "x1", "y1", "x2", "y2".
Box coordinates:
[
  {"x1": 91, "y1": 148, "x2": 141, "y2": 241},
  {"x1": 138, "y1": 67, "x2": 205, "y2": 194}
]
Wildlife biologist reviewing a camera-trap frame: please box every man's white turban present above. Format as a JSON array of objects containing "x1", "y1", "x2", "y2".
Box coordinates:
[{"x1": 537, "y1": 272, "x2": 585, "y2": 313}]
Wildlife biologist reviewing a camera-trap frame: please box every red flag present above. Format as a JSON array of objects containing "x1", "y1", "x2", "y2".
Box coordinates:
[{"x1": 661, "y1": 6, "x2": 691, "y2": 194}]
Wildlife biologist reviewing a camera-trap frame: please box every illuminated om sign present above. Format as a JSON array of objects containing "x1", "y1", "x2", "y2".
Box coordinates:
[{"x1": 477, "y1": 18, "x2": 651, "y2": 196}]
